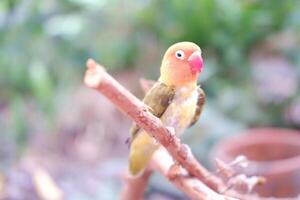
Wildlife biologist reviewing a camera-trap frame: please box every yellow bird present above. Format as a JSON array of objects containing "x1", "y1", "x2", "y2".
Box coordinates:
[{"x1": 129, "y1": 42, "x2": 205, "y2": 176}]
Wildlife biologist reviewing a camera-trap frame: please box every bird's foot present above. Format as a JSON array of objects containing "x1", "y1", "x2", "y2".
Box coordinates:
[
  {"x1": 167, "y1": 163, "x2": 183, "y2": 181},
  {"x1": 142, "y1": 104, "x2": 154, "y2": 113}
]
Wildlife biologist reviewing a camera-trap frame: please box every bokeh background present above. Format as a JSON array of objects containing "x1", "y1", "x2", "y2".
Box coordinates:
[{"x1": 0, "y1": 0, "x2": 300, "y2": 199}]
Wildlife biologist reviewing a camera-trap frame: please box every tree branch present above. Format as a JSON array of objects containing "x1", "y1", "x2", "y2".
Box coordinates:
[
  {"x1": 83, "y1": 59, "x2": 270, "y2": 200},
  {"x1": 84, "y1": 58, "x2": 223, "y2": 192}
]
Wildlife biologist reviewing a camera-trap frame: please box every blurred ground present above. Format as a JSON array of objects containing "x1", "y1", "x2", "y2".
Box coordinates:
[{"x1": 0, "y1": 0, "x2": 300, "y2": 199}]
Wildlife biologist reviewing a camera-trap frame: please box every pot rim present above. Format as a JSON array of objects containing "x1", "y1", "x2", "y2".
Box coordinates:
[{"x1": 211, "y1": 127, "x2": 300, "y2": 175}]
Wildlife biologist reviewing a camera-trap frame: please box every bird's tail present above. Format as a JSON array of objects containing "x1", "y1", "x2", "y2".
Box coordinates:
[{"x1": 129, "y1": 131, "x2": 159, "y2": 176}]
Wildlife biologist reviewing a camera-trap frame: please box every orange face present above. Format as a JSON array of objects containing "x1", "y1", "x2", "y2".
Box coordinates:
[{"x1": 159, "y1": 42, "x2": 203, "y2": 86}]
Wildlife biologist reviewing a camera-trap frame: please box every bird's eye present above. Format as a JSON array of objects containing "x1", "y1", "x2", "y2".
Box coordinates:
[{"x1": 175, "y1": 50, "x2": 185, "y2": 60}]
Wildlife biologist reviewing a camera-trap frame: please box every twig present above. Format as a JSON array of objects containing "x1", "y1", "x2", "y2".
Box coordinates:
[
  {"x1": 151, "y1": 148, "x2": 237, "y2": 200},
  {"x1": 33, "y1": 168, "x2": 64, "y2": 200},
  {"x1": 84, "y1": 58, "x2": 223, "y2": 191}
]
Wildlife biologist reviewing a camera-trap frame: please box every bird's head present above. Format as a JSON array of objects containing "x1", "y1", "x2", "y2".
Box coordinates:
[{"x1": 159, "y1": 42, "x2": 203, "y2": 87}]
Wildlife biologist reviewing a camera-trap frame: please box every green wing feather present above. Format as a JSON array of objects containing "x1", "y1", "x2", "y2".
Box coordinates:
[
  {"x1": 189, "y1": 87, "x2": 206, "y2": 127},
  {"x1": 130, "y1": 82, "x2": 175, "y2": 138}
]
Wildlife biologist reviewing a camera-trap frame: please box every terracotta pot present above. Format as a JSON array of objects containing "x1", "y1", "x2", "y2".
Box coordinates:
[{"x1": 211, "y1": 128, "x2": 300, "y2": 198}]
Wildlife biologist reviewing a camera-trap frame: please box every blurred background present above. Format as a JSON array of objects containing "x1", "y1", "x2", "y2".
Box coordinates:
[{"x1": 0, "y1": 0, "x2": 300, "y2": 199}]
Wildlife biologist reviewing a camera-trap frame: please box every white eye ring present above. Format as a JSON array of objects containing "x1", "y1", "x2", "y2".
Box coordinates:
[{"x1": 175, "y1": 50, "x2": 185, "y2": 60}]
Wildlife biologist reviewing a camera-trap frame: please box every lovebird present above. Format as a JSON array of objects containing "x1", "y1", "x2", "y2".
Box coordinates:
[{"x1": 129, "y1": 42, "x2": 205, "y2": 176}]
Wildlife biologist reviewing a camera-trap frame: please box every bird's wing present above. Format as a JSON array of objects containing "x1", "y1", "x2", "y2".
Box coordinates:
[
  {"x1": 130, "y1": 82, "x2": 175, "y2": 138},
  {"x1": 189, "y1": 87, "x2": 206, "y2": 127}
]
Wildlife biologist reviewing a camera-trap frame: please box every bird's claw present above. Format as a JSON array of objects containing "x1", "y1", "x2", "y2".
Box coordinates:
[
  {"x1": 167, "y1": 163, "x2": 182, "y2": 181},
  {"x1": 143, "y1": 105, "x2": 154, "y2": 113}
]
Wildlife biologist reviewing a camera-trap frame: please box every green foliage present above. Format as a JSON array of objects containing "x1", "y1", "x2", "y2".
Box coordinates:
[
  {"x1": 134, "y1": 0, "x2": 296, "y2": 74},
  {"x1": 133, "y1": 0, "x2": 300, "y2": 126},
  {"x1": 0, "y1": 1, "x2": 299, "y2": 199},
  {"x1": 0, "y1": 0, "x2": 299, "y2": 152}
]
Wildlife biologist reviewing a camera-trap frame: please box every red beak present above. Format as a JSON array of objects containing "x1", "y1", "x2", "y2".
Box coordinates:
[{"x1": 188, "y1": 51, "x2": 203, "y2": 74}]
